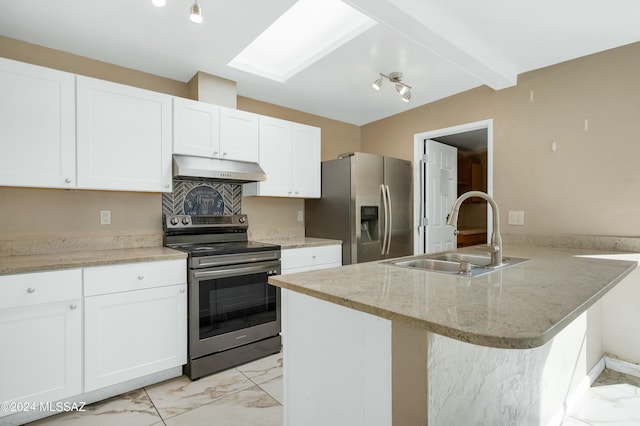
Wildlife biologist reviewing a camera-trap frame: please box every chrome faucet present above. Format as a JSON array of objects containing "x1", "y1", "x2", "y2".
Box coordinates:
[{"x1": 446, "y1": 191, "x2": 503, "y2": 267}]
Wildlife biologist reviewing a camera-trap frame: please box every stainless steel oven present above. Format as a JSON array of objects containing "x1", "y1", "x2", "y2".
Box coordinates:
[{"x1": 164, "y1": 214, "x2": 282, "y2": 380}]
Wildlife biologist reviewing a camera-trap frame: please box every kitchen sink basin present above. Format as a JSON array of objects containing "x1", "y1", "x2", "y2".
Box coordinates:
[{"x1": 384, "y1": 250, "x2": 528, "y2": 277}]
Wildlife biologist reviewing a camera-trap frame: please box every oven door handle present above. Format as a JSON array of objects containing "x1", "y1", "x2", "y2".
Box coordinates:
[{"x1": 192, "y1": 261, "x2": 280, "y2": 280}]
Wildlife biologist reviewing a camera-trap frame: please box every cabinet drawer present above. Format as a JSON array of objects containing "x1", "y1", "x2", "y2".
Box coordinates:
[
  {"x1": 0, "y1": 269, "x2": 82, "y2": 309},
  {"x1": 84, "y1": 259, "x2": 186, "y2": 296},
  {"x1": 281, "y1": 245, "x2": 342, "y2": 272}
]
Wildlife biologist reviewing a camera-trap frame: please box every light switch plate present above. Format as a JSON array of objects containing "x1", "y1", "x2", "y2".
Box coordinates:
[
  {"x1": 297, "y1": 210, "x2": 304, "y2": 222},
  {"x1": 508, "y1": 210, "x2": 525, "y2": 226}
]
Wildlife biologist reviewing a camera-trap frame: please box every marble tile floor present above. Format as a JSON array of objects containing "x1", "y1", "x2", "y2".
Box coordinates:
[
  {"x1": 25, "y1": 357, "x2": 640, "y2": 426},
  {"x1": 564, "y1": 369, "x2": 640, "y2": 425},
  {"x1": 27, "y1": 352, "x2": 283, "y2": 426}
]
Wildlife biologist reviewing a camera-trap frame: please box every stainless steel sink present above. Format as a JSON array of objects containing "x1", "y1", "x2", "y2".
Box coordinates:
[{"x1": 384, "y1": 250, "x2": 528, "y2": 277}]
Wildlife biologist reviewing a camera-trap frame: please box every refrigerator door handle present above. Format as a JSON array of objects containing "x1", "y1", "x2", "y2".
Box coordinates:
[
  {"x1": 385, "y1": 184, "x2": 393, "y2": 255},
  {"x1": 381, "y1": 184, "x2": 388, "y2": 255}
]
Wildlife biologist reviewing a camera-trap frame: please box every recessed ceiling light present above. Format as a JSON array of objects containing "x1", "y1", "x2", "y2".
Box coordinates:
[{"x1": 228, "y1": 0, "x2": 376, "y2": 82}]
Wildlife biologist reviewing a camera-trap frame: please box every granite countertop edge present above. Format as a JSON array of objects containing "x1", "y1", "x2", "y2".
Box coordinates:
[
  {"x1": 0, "y1": 247, "x2": 188, "y2": 276},
  {"x1": 269, "y1": 244, "x2": 638, "y2": 350}
]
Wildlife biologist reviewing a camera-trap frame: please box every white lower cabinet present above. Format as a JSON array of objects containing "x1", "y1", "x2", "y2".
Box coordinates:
[
  {"x1": 0, "y1": 269, "x2": 82, "y2": 416},
  {"x1": 281, "y1": 244, "x2": 342, "y2": 274},
  {"x1": 84, "y1": 259, "x2": 187, "y2": 392}
]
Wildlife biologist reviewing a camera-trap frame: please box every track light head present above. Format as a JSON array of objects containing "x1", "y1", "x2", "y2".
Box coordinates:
[
  {"x1": 395, "y1": 83, "x2": 408, "y2": 95},
  {"x1": 372, "y1": 71, "x2": 413, "y2": 102},
  {"x1": 190, "y1": 1, "x2": 203, "y2": 23},
  {"x1": 152, "y1": 0, "x2": 204, "y2": 22}
]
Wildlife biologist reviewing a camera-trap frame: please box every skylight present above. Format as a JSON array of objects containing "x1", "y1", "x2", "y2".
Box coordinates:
[{"x1": 228, "y1": 0, "x2": 377, "y2": 82}]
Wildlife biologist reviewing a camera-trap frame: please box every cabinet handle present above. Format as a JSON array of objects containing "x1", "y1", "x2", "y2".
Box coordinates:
[
  {"x1": 64, "y1": 178, "x2": 72, "y2": 183},
  {"x1": 164, "y1": 184, "x2": 170, "y2": 188},
  {"x1": 312, "y1": 255, "x2": 316, "y2": 259},
  {"x1": 27, "y1": 287, "x2": 36, "y2": 294},
  {"x1": 295, "y1": 191, "x2": 299, "y2": 195},
  {"x1": 180, "y1": 288, "x2": 186, "y2": 293},
  {"x1": 223, "y1": 152, "x2": 228, "y2": 156},
  {"x1": 213, "y1": 151, "x2": 219, "y2": 156},
  {"x1": 137, "y1": 275, "x2": 144, "y2": 280},
  {"x1": 288, "y1": 191, "x2": 292, "y2": 195},
  {"x1": 69, "y1": 304, "x2": 77, "y2": 310}
]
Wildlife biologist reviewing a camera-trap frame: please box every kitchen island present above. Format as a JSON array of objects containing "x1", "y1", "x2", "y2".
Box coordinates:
[{"x1": 269, "y1": 244, "x2": 637, "y2": 425}]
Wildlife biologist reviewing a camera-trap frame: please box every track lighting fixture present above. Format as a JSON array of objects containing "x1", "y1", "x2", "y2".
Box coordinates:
[
  {"x1": 372, "y1": 72, "x2": 412, "y2": 102},
  {"x1": 152, "y1": 0, "x2": 203, "y2": 24}
]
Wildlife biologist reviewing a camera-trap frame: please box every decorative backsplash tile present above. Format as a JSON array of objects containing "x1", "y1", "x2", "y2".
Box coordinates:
[{"x1": 162, "y1": 179, "x2": 242, "y2": 216}]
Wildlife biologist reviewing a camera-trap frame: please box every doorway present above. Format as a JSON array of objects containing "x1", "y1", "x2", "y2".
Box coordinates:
[{"x1": 412, "y1": 119, "x2": 493, "y2": 255}]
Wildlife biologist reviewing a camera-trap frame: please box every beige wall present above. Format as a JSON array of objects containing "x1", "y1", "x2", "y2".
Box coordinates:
[
  {"x1": 362, "y1": 42, "x2": 640, "y2": 237},
  {"x1": 2, "y1": 34, "x2": 639, "y2": 240}
]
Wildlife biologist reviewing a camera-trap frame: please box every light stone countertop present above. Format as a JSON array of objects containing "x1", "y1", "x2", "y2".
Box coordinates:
[
  {"x1": 255, "y1": 237, "x2": 342, "y2": 250},
  {"x1": 269, "y1": 244, "x2": 638, "y2": 349},
  {"x1": 0, "y1": 247, "x2": 187, "y2": 276}
]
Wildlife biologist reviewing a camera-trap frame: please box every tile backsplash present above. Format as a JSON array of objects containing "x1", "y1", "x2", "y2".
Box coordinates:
[{"x1": 162, "y1": 179, "x2": 242, "y2": 216}]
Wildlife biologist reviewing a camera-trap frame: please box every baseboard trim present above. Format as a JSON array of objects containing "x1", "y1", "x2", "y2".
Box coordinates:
[
  {"x1": 605, "y1": 356, "x2": 640, "y2": 378},
  {"x1": 588, "y1": 357, "x2": 606, "y2": 384}
]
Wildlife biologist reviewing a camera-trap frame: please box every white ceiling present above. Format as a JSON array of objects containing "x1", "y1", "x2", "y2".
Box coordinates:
[{"x1": 1, "y1": 0, "x2": 639, "y2": 126}]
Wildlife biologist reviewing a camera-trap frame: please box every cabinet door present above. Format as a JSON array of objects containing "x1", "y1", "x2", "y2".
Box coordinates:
[
  {"x1": 219, "y1": 106, "x2": 259, "y2": 163},
  {"x1": 0, "y1": 301, "x2": 81, "y2": 411},
  {"x1": 173, "y1": 97, "x2": 220, "y2": 157},
  {"x1": 292, "y1": 123, "x2": 321, "y2": 198},
  {"x1": 84, "y1": 284, "x2": 187, "y2": 392},
  {"x1": 253, "y1": 116, "x2": 293, "y2": 196},
  {"x1": 0, "y1": 57, "x2": 76, "y2": 189},
  {"x1": 77, "y1": 76, "x2": 172, "y2": 192}
]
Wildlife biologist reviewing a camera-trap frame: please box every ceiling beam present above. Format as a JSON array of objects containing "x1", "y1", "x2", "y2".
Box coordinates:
[{"x1": 344, "y1": 0, "x2": 517, "y2": 90}]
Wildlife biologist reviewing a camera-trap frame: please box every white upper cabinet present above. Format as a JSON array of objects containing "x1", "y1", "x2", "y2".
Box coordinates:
[
  {"x1": 292, "y1": 123, "x2": 321, "y2": 198},
  {"x1": 0, "y1": 57, "x2": 76, "y2": 189},
  {"x1": 173, "y1": 98, "x2": 259, "y2": 163},
  {"x1": 173, "y1": 97, "x2": 220, "y2": 158},
  {"x1": 219, "y1": 106, "x2": 259, "y2": 163},
  {"x1": 244, "y1": 116, "x2": 321, "y2": 198},
  {"x1": 77, "y1": 76, "x2": 172, "y2": 192}
]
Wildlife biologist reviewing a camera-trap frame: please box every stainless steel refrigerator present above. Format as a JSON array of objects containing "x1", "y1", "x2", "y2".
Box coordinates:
[{"x1": 305, "y1": 152, "x2": 412, "y2": 265}]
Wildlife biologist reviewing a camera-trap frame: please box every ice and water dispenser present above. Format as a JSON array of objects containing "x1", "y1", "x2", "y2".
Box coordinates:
[{"x1": 360, "y1": 205, "x2": 379, "y2": 243}]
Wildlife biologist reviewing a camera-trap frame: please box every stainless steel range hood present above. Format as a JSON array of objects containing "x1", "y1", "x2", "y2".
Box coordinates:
[{"x1": 173, "y1": 155, "x2": 266, "y2": 184}]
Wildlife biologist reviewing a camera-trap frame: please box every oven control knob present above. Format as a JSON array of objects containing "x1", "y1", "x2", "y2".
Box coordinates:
[
  {"x1": 170, "y1": 217, "x2": 179, "y2": 226},
  {"x1": 182, "y1": 217, "x2": 190, "y2": 225},
  {"x1": 238, "y1": 216, "x2": 246, "y2": 224}
]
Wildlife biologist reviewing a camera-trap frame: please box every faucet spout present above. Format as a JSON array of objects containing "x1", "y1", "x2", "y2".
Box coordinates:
[{"x1": 447, "y1": 191, "x2": 503, "y2": 267}]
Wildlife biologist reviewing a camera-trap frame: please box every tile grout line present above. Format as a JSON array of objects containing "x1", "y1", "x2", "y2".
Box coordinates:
[{"x1": 143, "y1": 387, "x2": 168, "y2": 426}]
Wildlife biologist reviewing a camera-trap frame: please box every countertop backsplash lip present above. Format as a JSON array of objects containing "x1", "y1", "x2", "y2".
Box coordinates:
[
  {"x1": 502, "y1": 233, "x2": 640, "y2": 252},
  {"x1": 0, "y1": 233, "x2": 163, "y2": 257}
]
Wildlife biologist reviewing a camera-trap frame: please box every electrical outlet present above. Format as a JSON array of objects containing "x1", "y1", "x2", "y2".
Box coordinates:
[
  {"x1": 297, "y1": 210, "x2": 304, "y2": 222},
  {"x1": 508, "y1": 210, "x2": 525, "y2": 226},
  {"x1": 100, "y1": 210, "x2": 111, "y2": 225}
]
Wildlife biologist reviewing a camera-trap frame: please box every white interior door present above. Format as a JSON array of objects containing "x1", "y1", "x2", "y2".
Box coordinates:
[{"x1": 423, "y1": 140, "x2": 457, "y2": 253}]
